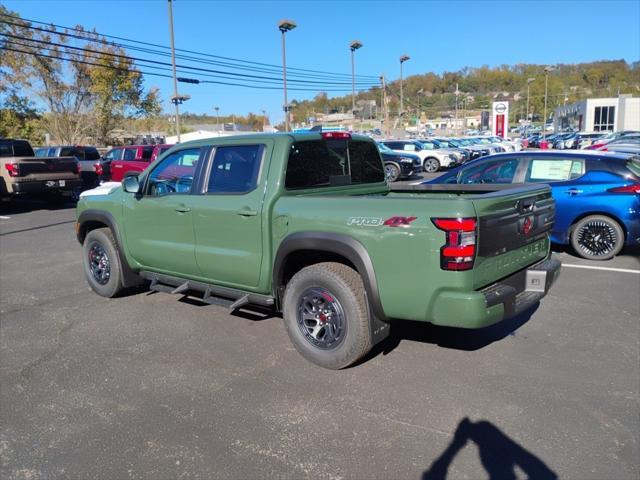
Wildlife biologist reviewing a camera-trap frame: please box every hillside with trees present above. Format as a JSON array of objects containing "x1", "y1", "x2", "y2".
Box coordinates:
[{"x1": 289, "y1": 61, "x2": 640, "y2": 125}]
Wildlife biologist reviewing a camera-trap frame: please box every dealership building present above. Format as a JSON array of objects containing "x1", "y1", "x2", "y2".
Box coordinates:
[{"x1": 553, "y1": 95, "x2": 639, "y2": 132}]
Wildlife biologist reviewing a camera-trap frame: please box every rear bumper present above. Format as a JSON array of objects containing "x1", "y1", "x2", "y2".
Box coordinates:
[
  {"x1": 10, "y1": 178, "x2": 83, "y2": 194},
  {"x1": 429, "y1": 255, "x2": 561, "y2": 329}
]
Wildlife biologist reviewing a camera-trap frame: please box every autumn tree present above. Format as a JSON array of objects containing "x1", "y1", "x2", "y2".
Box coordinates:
[{"x1": 0, "y1": 5, "x2": 161, "y2": 145}]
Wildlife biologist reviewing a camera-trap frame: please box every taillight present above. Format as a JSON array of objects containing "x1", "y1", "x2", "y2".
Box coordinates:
[
  {"x1": 432, "y1": 217, "x2": 477, "y2": 271},
  {"x1": 322, "y1": 131, "x2": 351, "y2": 139},
  {"x1": 75, "y1": 162, "x2": 82, "y2": 175},
  {"x1": 608, "y1": 184, "x2": 640, "y2": 194},
  {"x1": 4, "y1": 163, "x2": 19, "y2": 177},
  {"x1": 94, "y1": 162, "x2": 103, "y2": 176}
]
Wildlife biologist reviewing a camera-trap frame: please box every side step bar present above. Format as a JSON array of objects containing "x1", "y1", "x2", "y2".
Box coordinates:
[{"x1": 141, "y1": 271, "x2": 275, "y2": 311}]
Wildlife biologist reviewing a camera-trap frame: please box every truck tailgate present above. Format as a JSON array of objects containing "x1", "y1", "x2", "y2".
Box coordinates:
[
  {"x1": 471, "y1": 184, "x2": 555, "y2": 289},
  {"x1": 14, "y1": 156, "x2": 78, "y2": 178}
]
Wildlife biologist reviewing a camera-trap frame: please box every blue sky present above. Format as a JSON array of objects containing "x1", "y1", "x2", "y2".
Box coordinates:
[{"x1": 5, "y1": 0, "x2": 640, "y2": 123}]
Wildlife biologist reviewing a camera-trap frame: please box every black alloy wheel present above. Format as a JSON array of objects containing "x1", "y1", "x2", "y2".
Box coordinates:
[
  {"x1": 296, "y1": 287, "x2": 347, "y2": 350},
  {"x1": 571, "y1": 215, "x2": 624, "y2": 260}
]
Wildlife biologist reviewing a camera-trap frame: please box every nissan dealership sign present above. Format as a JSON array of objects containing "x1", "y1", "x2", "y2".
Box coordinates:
[{"x1": 492, "y1": 101, "x2": 509, "y2": 138}]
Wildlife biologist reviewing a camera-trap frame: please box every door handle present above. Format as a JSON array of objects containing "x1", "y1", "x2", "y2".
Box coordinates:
[
  {"x1": 566, "y1": 188, "x2": 583, "y2": 196},
  {"x1": 175, "y1": 206, "x2": 191, "y2": 213},
  {"x1": 237, "y1": 207, "x2": 258, "y2": 217}
]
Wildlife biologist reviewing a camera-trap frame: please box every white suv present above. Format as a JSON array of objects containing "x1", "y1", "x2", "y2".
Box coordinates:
[{"x1": 380, "y1": 140, "x2": 457, "y2": 173}]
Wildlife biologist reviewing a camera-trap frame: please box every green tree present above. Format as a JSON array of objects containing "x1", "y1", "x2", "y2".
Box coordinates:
[{"x1": 0, "y1": 6, "x2": 161, "y2": 145}]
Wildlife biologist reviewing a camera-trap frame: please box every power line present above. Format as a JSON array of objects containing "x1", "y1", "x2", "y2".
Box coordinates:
[
  {"x1": 0, "y1": 33, "x2": 379, "y2": 88},
  {"x1": 0, "y1": 45, "x2": 368, "y2": 92},
  {"x1": 0, "y1": 12, "x2": 379, "y2": 81}
]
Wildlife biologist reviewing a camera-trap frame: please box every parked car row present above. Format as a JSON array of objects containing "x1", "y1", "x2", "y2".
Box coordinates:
[
  {"x1": 1, "y1": 139, "x2": 174, "y2": 202},
  {"x1": 523, "y1": 130, "x2": 639, "y2": 152},
  {"x1": 424, "y1": 149, "x2": 640, "y2": 260},
  {"x1": 376, "y1": 136, "x2": 522, "y2": 174}
]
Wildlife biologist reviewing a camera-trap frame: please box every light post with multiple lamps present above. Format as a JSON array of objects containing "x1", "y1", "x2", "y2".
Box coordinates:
[
  {"x1": 349, "y1": 40, "x2": 363, "y2": 120},
  {"x1": 399, "y1": 54, "x2": 410, "y2": 118},
  {"x1": 278, "y1": 19, "x2": 296, "y2": 132}
]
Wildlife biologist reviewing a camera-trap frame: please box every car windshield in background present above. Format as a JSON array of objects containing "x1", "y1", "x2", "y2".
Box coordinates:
[{"x1": 285, "y1": 139, "x2": 384, "y2": 189}]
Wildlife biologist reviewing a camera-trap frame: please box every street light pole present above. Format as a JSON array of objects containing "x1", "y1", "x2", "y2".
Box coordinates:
[
  {"x1": 454, "y1": 83, "x2": 460, "y2": 136},
  {"x1": 167, "y1": 0, "x2": 181, "y2": 142},
  {"x1": 526, "y1": 77, "x2": 535, "y2": 135},
  {"x1": 350, "y1": 40, "x2": 363, "y2": 123},
  {"x1": 399, "y1": 54, "x2": 410, "y2": 119},
  {"x1": 278, "y1": 20, "x2": 296, "y2": 132},
  {"x1": 543, "y1": 66, "x2": 555, "y2": 143},
  {"x1": 214, "y1": 106, "x2": 220, "y2": 134}
]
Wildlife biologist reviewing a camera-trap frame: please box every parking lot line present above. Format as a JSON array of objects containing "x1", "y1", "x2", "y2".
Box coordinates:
[
  {"x1": 0, "y1": 216, "x2": 10, "y2": 220},
  {"x1": 562, "y1": 263, "x2": 640, "y2": 275}
]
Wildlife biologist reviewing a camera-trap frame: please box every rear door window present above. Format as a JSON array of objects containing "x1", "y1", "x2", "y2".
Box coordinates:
[
  {"x1": 142, "y1": 146, "x2": 154, "y2": 161},
  {"x1": 207, "y1": 145, "x2": 263, "y2": 193},
  {"x1": 0, "y1": 140, "x2": 13, "y2": 157},
  {"x1": 285, "y1": 139, "x2": 384, "y2": 189},
  {"x1": 85, "y1": 148, "x2": 101, "y2": 161},
  {"x1": 458, "y1": 158, "x2": 521, "y2": 184},
  {"x1": 123, "y1": 148, "x2": 137, "y2": 161},
  {"x1": 60, "y1": 147, "x2": 83, "y2": 159},
  {"x1": 12, "y1": 141, "x2": 34, "y2": 157},
  {"x1": 525, "y1": 158, "x2": 585, "y2": 182}
]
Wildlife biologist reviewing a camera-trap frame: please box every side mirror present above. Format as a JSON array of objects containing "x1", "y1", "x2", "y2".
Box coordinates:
[{"x1": 122, "y1": 175, "x2": 140, "y2": 194}]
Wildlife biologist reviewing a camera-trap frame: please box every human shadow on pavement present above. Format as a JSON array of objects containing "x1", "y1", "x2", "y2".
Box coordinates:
[{"x1": 422, "y1": 417, "x2": 557, "y2": 480}]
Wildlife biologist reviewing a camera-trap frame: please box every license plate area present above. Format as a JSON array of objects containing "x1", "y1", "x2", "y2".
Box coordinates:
[{"x1": 525, "y1": 270, "x2": 547, "y2": 292}]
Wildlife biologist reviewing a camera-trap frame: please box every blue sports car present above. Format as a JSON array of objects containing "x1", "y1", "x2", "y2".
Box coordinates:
[{"x1": 425, "y1": 151, "x2": 640, "y2": 260}]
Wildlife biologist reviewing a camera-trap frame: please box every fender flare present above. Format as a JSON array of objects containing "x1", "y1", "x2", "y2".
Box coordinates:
[
  {"x1": 273, "y1": 232, "x2": 387, "y2": 322},
  {"x1": 77, "y1": 209, "x2": 140, "y2": 288}
]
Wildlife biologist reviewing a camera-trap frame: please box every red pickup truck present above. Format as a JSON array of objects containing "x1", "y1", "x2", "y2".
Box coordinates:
[{"x1": 95, "y1": 144, "x2": 173, "y2": 182}]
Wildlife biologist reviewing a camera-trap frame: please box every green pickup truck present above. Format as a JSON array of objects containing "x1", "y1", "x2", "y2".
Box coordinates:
[{"x1": 76, "y1": 131, "x2": 561, "y2": 369}]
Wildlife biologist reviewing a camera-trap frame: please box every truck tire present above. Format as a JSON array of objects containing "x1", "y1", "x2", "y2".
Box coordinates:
[
  {"x1": 282, "y1": 262, "x2": 373, "y2": 369},
  {"x1": 423, "y1": 157, "x2": 440, "y2": 173},
  {"x1": 82, "y1": 227, "x2": 126, "y2": 297},
  {"x1": 570, "y1": 215, "x2": 624, "y2": 260}
]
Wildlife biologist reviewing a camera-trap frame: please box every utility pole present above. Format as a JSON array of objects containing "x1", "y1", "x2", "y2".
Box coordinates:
[
  {"x1": 454, "y1": 83, "x2": 460, "y2": 136},
  {"x1": 381, "y1": 75, "x2": 389, "y2": 136},
  {"x1": 278, "y1": 20, "x2": 296, "y2": 132},
  {"x1": 167, "y1": 0, "x2": 181, "y2": 142},
  {"x1": 350, "y1": 41, "x2": 362, "y2": 123},
  {"x1": 543, "y1": 66, "x2": 555, "y2": 144},
  {"x1": 399, "y1": 55, "x2": 410, "y2": 119},
  {"x1": 526, "y1": 77, "x2": 535, "y2": 135}
]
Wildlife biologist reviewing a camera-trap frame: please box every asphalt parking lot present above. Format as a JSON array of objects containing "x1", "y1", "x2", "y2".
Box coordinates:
[{"x1": 1, "y1": 195, "x2": 638, "y2": 480}]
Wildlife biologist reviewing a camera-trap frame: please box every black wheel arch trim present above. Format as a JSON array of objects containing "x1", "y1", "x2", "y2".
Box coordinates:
[
  {"x1": 273, "y1": 231, "x2": 388, "y2": 323},
  {"x1": 77, "y1": 209, "x2": 140, "y2": 288}
]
